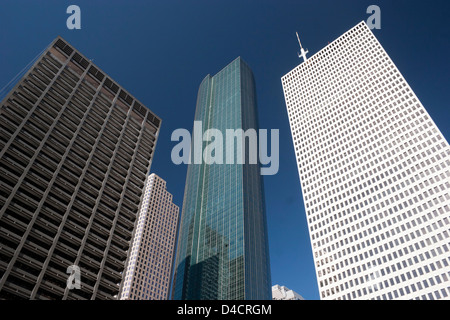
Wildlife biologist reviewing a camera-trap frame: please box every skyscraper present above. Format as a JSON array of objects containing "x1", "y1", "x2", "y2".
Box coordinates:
[
  {"x1": 172, "y1": 57, "x2": 271, "y2": 300},
  {"x1": 0, "y1": 37, "x2": 161, "y2": 299},
  {"x1": 282, "y1": 21, "x2": 450, "y2": 300},
  {"x1": 120, "y1": 173, "x2": 179, "y2": 300}
]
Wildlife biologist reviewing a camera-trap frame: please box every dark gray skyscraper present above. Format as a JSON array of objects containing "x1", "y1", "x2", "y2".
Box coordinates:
[
  {"x1": 172, "y1": 57, "x2": 271, "y2": 300},
  {"x1": 0, "y1": 37, "x2": 161, "y2": 299}
]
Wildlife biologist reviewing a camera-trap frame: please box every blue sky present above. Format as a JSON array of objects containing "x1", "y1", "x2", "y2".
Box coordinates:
[{"x1": 1, "y1": 0, "x2": 449, "y2": 300}]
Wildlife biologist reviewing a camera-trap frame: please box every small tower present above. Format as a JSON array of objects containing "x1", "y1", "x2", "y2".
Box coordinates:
[{"x1": 296, "y1": 32, "x2": 308, "y2": 63}]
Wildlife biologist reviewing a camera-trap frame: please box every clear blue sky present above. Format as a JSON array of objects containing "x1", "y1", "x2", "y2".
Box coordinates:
[{"x1": 1, "y1": 0, "x2": 449, "y2": 300}]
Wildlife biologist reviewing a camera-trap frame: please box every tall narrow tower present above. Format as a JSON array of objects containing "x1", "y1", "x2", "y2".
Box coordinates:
[
  {"x1": 172, "y1": 57, "x2": 271, "y2": 300},
  {"x1": 120, "y1": 173, "x2": 179, "y2": 300},
  {"x1": 0, "y1": 37, "x2": 161, "y2": 299},
  {"x1": 282, "y1": 22, "x2": 450, "y2": 300}
]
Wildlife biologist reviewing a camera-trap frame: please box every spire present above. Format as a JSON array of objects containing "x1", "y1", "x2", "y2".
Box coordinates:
[{"x1": 296, "y1": 32, "x2": 308, "y2": 63}]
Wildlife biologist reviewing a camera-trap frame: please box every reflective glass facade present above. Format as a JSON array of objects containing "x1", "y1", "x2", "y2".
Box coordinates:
[{"x1": 173, "y1": 57, "x2": 271, "y2": 300}]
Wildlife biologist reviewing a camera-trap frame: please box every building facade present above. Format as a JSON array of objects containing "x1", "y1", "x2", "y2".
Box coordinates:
[
  {"x1": 0, "y1": 37, "x2": 161, "y2": 299},
  {"x1": 272, "y1": 284, "x2": 304, "y2": 300},
  {"x1": 119, "y1": 173, "x2": 179, "y2": 300},
  {"x1": 172, "y1": 57, "x2": 272, "y2": 300},
  {"x1": 282, "y1": 22, "x2": 450, "y2": 300}
]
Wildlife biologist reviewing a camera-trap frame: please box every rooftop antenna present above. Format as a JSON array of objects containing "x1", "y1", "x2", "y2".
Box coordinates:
[{"x1": 296, "y1": 32, "x2": 308, "y2": 63}]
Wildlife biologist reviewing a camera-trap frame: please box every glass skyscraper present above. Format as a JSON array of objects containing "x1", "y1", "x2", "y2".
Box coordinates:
[{"x1": 172, "y1": 57, "x2": 271, "y2": 300}]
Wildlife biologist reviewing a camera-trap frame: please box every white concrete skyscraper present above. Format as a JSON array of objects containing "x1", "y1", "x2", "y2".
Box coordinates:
[
  {"x1": 119, "y1": 174, "x2": 179, "y2": 300},
  {"x1": 282, "y1": 21, "x2": 450, "y2": 300}
]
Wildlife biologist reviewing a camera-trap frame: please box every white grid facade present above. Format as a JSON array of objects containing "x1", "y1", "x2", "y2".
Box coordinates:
[
  {"x1": 282, "y1": 21, "x2": 450, "y2": 300},
  {"x1": 120, "y1": 173, "x2": 179, "y2": 300}
]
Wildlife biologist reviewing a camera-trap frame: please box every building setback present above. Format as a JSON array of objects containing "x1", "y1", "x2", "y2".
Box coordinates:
[
  {"x1": 119, "y1": 173, "x2": 179, "y2": 300},
  {"x1": 282, "y1": 22, "x2": 450, "y2": 300},
  {"x1": 0, "y1": 37, "x2": 161, "y2": 299},
  {"x1": 172, "y1": 57, "x2": 272, "y2": 300}
]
